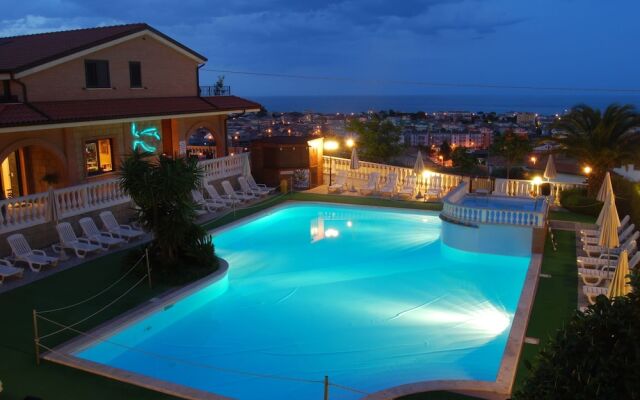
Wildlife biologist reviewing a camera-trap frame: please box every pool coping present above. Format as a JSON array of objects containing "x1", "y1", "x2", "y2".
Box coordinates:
[{"x1": 43, "y1": 201, "x2": 541, "y2": 400}]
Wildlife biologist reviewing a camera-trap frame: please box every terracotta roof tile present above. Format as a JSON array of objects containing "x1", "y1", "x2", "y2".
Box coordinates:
[
  {"x1": 0, "y1": 23, "x2": 206, "y2": 73},
  {"x1": 0, "y1": 96, "x2": 262, "y2": 128}
]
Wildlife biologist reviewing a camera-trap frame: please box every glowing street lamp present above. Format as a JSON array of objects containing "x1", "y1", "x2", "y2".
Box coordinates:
[
  {"x1": 438, "y1": 155, "x2": 444, "y2": 166},
  {"x1": 530, "y1": 156, "x2": 537, "y2": 165},
  {"x1": 324, "y1": 140, "x2": 340, "y2": 186},
  {"x1": 583, "y1": 165, "x2": 592, "y2": 175},
  {"x1": 532, "y1": 175, "x2": 543, "y2": 196},
  {"x1": 345, "y1": 138, "x2": 355, "y2": 148}
]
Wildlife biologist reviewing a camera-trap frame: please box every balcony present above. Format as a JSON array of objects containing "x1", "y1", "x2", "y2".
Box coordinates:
[{"x1": 199, "y1": 85, "x2": 231, "y2": 96}]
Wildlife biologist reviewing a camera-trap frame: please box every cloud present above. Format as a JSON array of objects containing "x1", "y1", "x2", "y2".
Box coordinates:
[{"x1": 0, "y1": 15, "x2": 124, "y2": 37}]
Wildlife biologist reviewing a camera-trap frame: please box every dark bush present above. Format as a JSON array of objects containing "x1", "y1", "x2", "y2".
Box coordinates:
[
  {"x1": 612, "y1": 174, "x2": 640, "y2": 230},
  {"x1": 559, "y1": 188, "x2": 603, "y2": 216}
]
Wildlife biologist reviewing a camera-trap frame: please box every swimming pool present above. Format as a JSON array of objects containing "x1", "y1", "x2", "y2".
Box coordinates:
[
  {"x1": 74, "y1": 203, "x2": 530, "y2": 399},
  {"x1": 459, "y1": 195, "x2": 544, "y2": 212}
]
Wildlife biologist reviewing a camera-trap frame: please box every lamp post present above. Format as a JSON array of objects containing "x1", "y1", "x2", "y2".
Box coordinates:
[{"x1": 324, "y1": 140, "x2": 339, "y2": 186}]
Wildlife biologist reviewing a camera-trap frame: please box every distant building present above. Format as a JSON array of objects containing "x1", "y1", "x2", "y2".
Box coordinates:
[{"x1": 516, "y1": 112, "x2": 537, "y2": 125}]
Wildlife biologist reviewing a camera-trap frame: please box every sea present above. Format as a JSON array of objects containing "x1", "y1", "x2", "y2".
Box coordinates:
[{"x1": 251, "y1": 94, "x2": 640, "y2": 115}]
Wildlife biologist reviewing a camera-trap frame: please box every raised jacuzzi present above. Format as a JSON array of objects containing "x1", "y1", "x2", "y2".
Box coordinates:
[{"x1": 440, "y1": 182, "x2": 549, "y2": 256}]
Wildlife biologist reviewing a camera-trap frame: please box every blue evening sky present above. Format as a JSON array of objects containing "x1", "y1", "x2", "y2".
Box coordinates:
[{"x1": 2, "y1": 0, "x2": 640, "y2": 97}]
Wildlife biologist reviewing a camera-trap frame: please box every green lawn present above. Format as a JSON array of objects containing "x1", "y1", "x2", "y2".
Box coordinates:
[
  {"x1": 548, "y1": 210, "x2": 596, "y2": 224},
  {"x1": 0, "y1": 193, "x2": 577, "y2": 400}
]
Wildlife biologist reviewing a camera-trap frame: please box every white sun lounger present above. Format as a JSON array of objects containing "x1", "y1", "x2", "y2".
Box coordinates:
[
  {"x1": 583, "y1": 285, "x2": 609, "y2": 304},
  {"x1": 7, "y1": 233, "x2": 58, "y2": 272},
  {"x1": 247, "y1": 174, "x2": 275, "y2": 194},
  {"x1": 581, "y1": 215, "x2": 630, "y2": 238},
  {"x1": 54, "y1": 222, "x2": 102, "y2": 258},
  {"x1": 99, "y1": 211, "x2": 145, "y2": 241},
  {"x1": 578, "y1": 252, "x2": 640, "y2": 286},
  {"x1": 379, "y1": 173, "x2": 398, "y2": 197},
  {"x1": 239, "y1": 176, "x2": 267, "y2": 197},
  {"x1": 191, "y1": 190, "x2": 226, "y2": 212},
  {"x1": 0, "y1": 258, "x2": 23, "y2": 284},
  {"x1": 578, "y1": 241, "x2": 637, "y2": 269},
  {"x1": 79, "y1": 217, "x2": 125, "y2": 250},
  {"x1": 581, "y1": 224, "x2": 635, "y2": 245},
  {"x1": 222, "y1": 180, "x2": 254, "y2": 201},
  {"x1": 359, "y1": 172, "x2": 379, "y2": 195},
  {"x1": 583, "y1": 231, "x2": 639, "y2": 257},
  {"x1": 204, "y1": 184, "x2": 241, "y2": 206},
  {"x1": 328, "y1": 170, "x2": 348, "y2": 193},
  {"x1": 398, "y1": 176, "x2": 416, "y2": 199}
]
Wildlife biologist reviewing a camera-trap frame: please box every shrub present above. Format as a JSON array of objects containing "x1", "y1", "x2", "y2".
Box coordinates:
[
  {"x1": 612, "y1": 174, "x2": 640, "y2": 230},
  {"x1": 513, "y1": 272, "x2": 640, "y2": 399},
  {"x1": 559, "y1": 188, "x2": 603, "y2": 217}
]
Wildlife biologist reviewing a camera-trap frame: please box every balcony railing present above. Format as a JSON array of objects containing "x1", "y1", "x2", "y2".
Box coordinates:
[
  {"x1": 199, "y1": 85, "x2": 231, "y2": 96},
  {"x1": 0, "y1": 153, "x2": 249, "y2": 234}
]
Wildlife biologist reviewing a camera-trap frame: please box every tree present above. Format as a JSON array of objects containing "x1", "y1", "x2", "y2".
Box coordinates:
[
  {"x1": 214, "y1": 75, "x2": 226, "y2": 95},
  {"x1": 514, "y1": 271, "x2": 640, "y2": 400},
  {"x1": 490, "y1": 130, "x2": 532, "y2": 179},
  {"x1": 346, "y1": 115, "x2": 402, "y2": 163},
  {"x1": 439, "y1": 140, "x2": 452, "y2": 161},
  {"x1": 451, "y1": 147, "x2": 477, "y2": 173},
  {"x1": 550, "y1": 104, "x2": 640, "y2": 195},
  {"x1": 119, "y1": 151, "x2": 217, "y2": 282}
]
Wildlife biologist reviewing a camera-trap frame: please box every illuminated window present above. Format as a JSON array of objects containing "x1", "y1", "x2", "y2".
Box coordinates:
[{"x1": 85, "y1": 139, "x2": 114, "y2": 176}]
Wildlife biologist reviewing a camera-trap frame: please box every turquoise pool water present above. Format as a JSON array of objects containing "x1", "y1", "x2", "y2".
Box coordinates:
[
  {"x1": 460, "y1": 195, "x2": 544, "y2": 212},
  {"x1": 76, "y1": 204, "x2": 530, "y2": 399}
]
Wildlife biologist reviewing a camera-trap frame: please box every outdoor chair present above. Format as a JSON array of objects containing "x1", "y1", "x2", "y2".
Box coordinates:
[
  {"x1": 53, "y1": 222, "x2": 102, "y2": 258},
  {"x1": 99, "y1": 211, "x2": 145, "y2": 241},
  {"x1": 328, "y1": 170, "x2": 347, "y2": 193},
  {"x1": 79, "y1": 217, "x2": 125, "y2": 250},
  {"x1": 0, "y1": 258, "x2": 23, "y2": 284},
  {"x1": 7, "y1": 233, "x2": 58, "y2": 272}
]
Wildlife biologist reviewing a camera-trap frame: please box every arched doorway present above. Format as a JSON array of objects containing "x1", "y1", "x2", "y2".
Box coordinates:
[
  {"x1": 186, "y1": 126, "x2": 217, "y2": 160},
  {"x1": 0, "y1": 142, "x2": 67, "y2": 198}
]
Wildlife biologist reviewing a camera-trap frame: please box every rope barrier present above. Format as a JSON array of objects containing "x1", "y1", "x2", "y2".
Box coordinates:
[
  {"x1": 38, "y1": 274, "x2": 149, "y2": 340},
  {"x1": 37, "y1": 253, "x2": 147, "y2": 314}
]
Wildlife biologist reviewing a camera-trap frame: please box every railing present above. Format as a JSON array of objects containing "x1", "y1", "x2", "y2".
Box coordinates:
[
  {"x1": 323, "y1": 156, "x2": 464, "y2": 194},
  {"x1": 441, "y1": 182, "x2": 548, "y2": 227},
  {"x1": 199, "y1": 85, "x2": 231, "y2": 96},
  {"x1": 0, "y1": 153, "x2": 248, "y2": 234},
  {"x1": 323, "y1": 156, "x2": 585, "y2": 204},
  {"x1": 441, "y1": 199, "x2": 548, "y2": 227}
]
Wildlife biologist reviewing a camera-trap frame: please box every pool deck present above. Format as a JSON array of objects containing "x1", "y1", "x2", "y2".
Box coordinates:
[{"x1": 42, "y1": 200, "x2": 544, "y2": 400}]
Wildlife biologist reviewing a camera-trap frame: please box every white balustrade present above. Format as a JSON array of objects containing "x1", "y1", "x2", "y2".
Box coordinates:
[{"x1": 0, "y1": 153, "x2": 248, "y2": 234}]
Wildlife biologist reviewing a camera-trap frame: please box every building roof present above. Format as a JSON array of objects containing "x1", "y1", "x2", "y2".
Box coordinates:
[
  {"x1": 0, "y1": 23, "x2": 207, "y2": 74},
  {"x1": 0, "y1": 96, "x2": 261, "y2": 129}
]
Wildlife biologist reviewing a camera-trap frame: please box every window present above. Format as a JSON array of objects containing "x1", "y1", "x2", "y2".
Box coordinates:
[
  {"x1": 84, "y1": 60, "x2": 110, "y2": 88},
  {"x1": 85, "y1": 139, "x2": 114, "y2": 175},
  {"x1": 129, "y1": 61, "x2": 142, "y2": 88}
]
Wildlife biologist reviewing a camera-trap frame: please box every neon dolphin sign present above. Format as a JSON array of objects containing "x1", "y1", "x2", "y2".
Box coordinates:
[{"x1": 131, "y1": 122, "x2": 160, "y2": 152}]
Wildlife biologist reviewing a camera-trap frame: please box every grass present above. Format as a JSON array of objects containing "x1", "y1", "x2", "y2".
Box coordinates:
[
  {"x1": 548, "y1": 210, "x2": 596, "y2": 224},
  {"x1": 0, "y1": 193, "x2": 578, "y2": 400}
]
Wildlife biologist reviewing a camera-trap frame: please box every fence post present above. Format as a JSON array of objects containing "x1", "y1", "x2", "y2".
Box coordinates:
[
  {"x1": 32, "y1": 309, "x2": 40, "y2": 365},
  {"x1": 324, "y1": 375, "x2": 329, "y2": 400},
  {"x1": 145, "y1": 247, "x2": 152, "y2": 289}
]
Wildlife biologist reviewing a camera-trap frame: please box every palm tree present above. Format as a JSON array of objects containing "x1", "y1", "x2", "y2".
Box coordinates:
[
  {"x1": 551, "y1": 104, "x2": 640, "y2": 195},
  {"x1": 119, "y1": 151, "x2": 215, "y2": 280},
  {"x1": 490, "y1": 129, "x2": 532, "y2": 179}
]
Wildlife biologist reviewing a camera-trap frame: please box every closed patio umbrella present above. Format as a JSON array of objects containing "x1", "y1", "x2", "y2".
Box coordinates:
[
  {"x1": 242, "y1": 153, "x2": 251, "y2": 177},
  {"x1": 608, "y1": 249, "x2": 631, "y2": 299},
  {"x1": 349, "y1": 147, "x2": 360, "y2": 192},
  {"x1": 45, "y1": 186, "x2": 60, "y2": 223},
  {"x1": 596, "y1": 172, "x2": 613, "y2": 202},
  {"x1": 596, "y1": 188, "x2": 621, "y2": 228},
  {"x1": 413, "y1": 150, "x2": 425, "y2": 175},
  {"x1": 543, "y1": 154, "x2": 557, "y2": 180},
  {"x1": 598, "y1": 195, "x2": 620, "y2": 260}
]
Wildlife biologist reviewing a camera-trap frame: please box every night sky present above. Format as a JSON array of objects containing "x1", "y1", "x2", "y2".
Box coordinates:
[{"x1": 3, "y1": 0, "x2": 640, "y2": 96}]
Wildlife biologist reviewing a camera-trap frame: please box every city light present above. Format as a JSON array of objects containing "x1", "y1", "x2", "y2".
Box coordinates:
[
  {"x1": 583, "y1": 166, "x2": 592, "y2": 175},
  {"x1": 530, "y1": 156, "x2": 537, "y2": 164},
  {"x1": 324, "y1": 140, "x2": 339, "y2": 151},
  {"x1": 345, "y1": 138, "x2": 355, "y2": 148}
]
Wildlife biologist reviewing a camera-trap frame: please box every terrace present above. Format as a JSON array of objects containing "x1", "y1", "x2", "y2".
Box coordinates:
[{"x1": 0, "y1": 152, "x2": 600, "y2": 400}]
